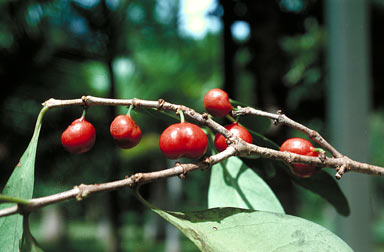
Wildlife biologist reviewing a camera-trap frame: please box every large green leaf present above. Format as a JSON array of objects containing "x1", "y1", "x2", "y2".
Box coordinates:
[
  {"x1": 0, "y1": 106, "x2": 48, "y2": 252},
  {"x1": 208, "y1": 156, "x2": 284, "y2": 214},
  {"x1": 243, "y1": 157, "x2": 350, "y2": 216},
  {"x1": 152, "y1": 207, "x2": 353, "y2": 252}
]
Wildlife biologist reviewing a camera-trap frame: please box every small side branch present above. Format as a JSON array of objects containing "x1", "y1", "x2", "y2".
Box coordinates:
[
  {"x1": 0, "y1": 147, "x2": 236, "y2": 217},
  {"x1": 233, "y1": 106, "x2": 343, "y2": 158}
]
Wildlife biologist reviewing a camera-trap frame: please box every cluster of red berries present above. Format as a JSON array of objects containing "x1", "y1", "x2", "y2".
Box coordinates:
[
  {"x1": 61, "y1": 110, "x2": 142, "y2": 154},
  {"x1": 61, "y1": 88, "x2": 319, "y2": 178}
]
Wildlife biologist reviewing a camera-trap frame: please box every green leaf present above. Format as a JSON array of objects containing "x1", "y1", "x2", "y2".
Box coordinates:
[
  {"x1": 152, "y1": 207, "x2": 353, "y2": 252},
  {"x1": 0, "y1": 106, "x2": 48, "y2": 252},
  {"x1": 292, "y1": 170, "x2": 350, "y2": 216},
  {"x1": 208, "y1": 156, "x2": 284, "y2": 214},
  {"x1": 21, "y1": 214, "x2": 44, "y2": 252}
]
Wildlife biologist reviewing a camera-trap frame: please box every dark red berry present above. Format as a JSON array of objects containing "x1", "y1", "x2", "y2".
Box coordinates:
[
  {"x1": 61, "y1": 117, "x2": 96, "y2": 154},
  {"x1": 280, "y1": 137, "x2": 319, "y2": 178},
  {"x1": 214, "y1": 122, "x2": 253, "y2": 152},
  {"x1": 159, "y1": 122, "x2": 208, "y2": 159},
  {"x1": 203, "y1": 88, "x2": 233, "y2": 118},
  {"x1": 110, "y1": 115, "x2": 142, "y2": 149}
]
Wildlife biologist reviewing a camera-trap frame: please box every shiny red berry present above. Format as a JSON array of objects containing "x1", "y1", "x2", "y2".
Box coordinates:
[
  {"x1": 214, "y1": 122, "x2": 253, "y2": 152},
  {"x1": 110, "y1": 115, "x2": 142, "y2": 149},
  {"x1": 159, "y1": 122, "x2": 208, "y2": 159},
  {"x1": 203, "y1": 88, "x2": 233, "y2": 118},
  {"x1": 280, "y1": 137, "x2": 319, "y2": 178},
  {"x1": 61, "y1": 117, "x2": 96, "y2": 154}
]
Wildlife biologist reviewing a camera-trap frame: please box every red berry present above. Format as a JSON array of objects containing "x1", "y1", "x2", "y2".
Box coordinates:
[
  {"x1": 203, "y1": 88, "x2": 233, "y2": 118},
  {"x1": 110, "y1": 115, "x2": 142, "y2": 149},
  {"x1": 214, "y1": 122, "x2": 253, "y2": 152},
  {"x1": 280, "y1": 138, "x2": 319, "y2": 178},
  {"x1": 159, "y1": 122, "x2": 208, "y2": 159},
  {"x1": 61, "y1": 117, "x2": 96, "y2": 154}
]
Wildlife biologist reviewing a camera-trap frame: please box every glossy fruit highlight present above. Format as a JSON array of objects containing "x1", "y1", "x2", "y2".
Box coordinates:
[
  {"x1": 159, "y1": 122, "x2": 208, "y2": 159},
  {"x1": 214, "y1": 122, "x2": 253, "y2": 152},
  {"x1": 61, "y1": 117, "x2": 96, "y2": 154},
  {"x1": 110, "y1": 115, "x2": 142, "y2": 149},
  {"x1": 280, "y1": 137, "x2": 319, "y2": 178},
  {"x1": 203, "y1": 88, "x2": 233, "y2": 117}
]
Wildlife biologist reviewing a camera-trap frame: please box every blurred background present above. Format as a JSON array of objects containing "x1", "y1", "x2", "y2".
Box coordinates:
[{"x1": 0, "y1": 0, "x2": 383, "y2": 251}]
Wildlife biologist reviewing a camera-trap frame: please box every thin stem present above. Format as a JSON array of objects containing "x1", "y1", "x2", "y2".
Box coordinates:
[
  {"x1": 80, "y1": 107, "x2": 87, "y2": 119},
  {"x1": 34, "y1": 106, "x2": 49, "y2": 135},
  {"x1": 134, "y1": 186, "x2": 158, "y2": 210},
  {"x1": 177, "y1": 109, "x2": 185, "y2": 123},
  {"x1": 0, "y1": 195, "x2": 29, "y2": 205},
  {"x1": 226, "y1": 114, "x2": 237, "y2": 123},
  {"x1": 127, "y1": 104, "x2": 134, "y2": 116}
]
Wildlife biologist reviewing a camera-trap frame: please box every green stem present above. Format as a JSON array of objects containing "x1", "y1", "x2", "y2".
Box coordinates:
[
  {"x1": 22, "y1": 213, "x2": 44, "y2": 251},
  {"x1": 314, "y1": 147, "x2": 326, "y2": 153},
  {"x1": 226, "y1": 114, "x2": 239, "y2": 123},
  {"x1": 177, "y1": 109, "x2": 185, "y2": 123},
  {"x1": 0, "y1": 194, "x2": 29, "y2": 205},
  {"x1": 126, "y1": 104, "x2": 134, "y2": 116},
  {"x1": 34, "y1": 106, "x2": 49, "y2": 134},
  {"x1": 134, "y1": 186, "x2": 159, "y2": 210},
  {"x1": 80, "y1": 107, "x2": 87, "y2": 119}
]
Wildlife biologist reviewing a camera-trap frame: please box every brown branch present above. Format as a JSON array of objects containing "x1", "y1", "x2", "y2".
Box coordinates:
[
  {"x1": 232, "y1": 106, "x2": 384, "y2": 178},
  {"x1": 0, "y1": 147, "x2": 236, "y2": 217},
  {"x1": 232, "y1": 106, "x2": 343, "y2": 158},
  {"x1": 0, "y1": 96, "x2": 382, "y2": 218},
  {"x1": 43, "y1": 97, "x2": 384, "y2": 177}
]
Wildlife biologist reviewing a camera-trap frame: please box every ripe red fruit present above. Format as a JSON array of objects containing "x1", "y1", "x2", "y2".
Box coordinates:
[
  {"x1": 203, "y1": 88, "x2": 233, "y2": 118},
  {"x1": 280, "y1": 137, "x2": 319, "y2": 178},
  {"x1": 61, "y1": 117, "x2": 96, "y2": 154},
  {"x1": 110, "y1": 115, "x2": 142, "y2": 149},
  {"x1": 214, "y1": 122, "x2": 253, "y2": 152},
  {"x1": 159, "y1": 122, "x2": 208, "y2": 159}
]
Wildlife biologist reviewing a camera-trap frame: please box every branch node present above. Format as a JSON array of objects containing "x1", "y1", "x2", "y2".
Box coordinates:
[
  {"x1": 335, "y1": 164, "x2": 349, "y2": 179},
  {"x1": 42, "y1": 98, "x2": 55, "y2": 107},
  {"x1": 132, "y1": 173, "x2": 143, "y2": 184},
  {"x1": 132, "y1": 98, "x2": 139, "y2": 108},
  {"x1": 81, "y1": 96, "x2": 89, "y2": 108},
  {"x1": 274, "y1": 110, "x2": 283, "y2": 125},
  {"x1": 176, "y1": 162, "x2": 187, "y2": 179},
  {"x1": 157, "y1": 99, "x2": 165, "y2": 110},
  {"x1": 202, "y1": 112, "x2": 209, "y2": 120},
  {"x1": 309, "y1": 130, "x2": 318, "y2": 139},
  {"x1": 74, "y1": 184, "x2": 90, "y2": 201},
  {"x1": 201, "y1": 156, "x2": 213, "y2": 171},
  {"x1": 318, "y1": 151, "x2": 327, "y2": 163}
]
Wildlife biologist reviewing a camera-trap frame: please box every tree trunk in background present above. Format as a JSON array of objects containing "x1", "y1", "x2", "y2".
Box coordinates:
[
  {"x1": 106, "y1": 58, "x2": 123, "y2": 252},
  {"x1": 326, "y1": 0, "x2": 372, "y2": 251},
  {"x1": 221, "y1": 0, "x2": 236, "y2": 95}
]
